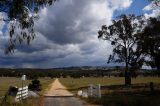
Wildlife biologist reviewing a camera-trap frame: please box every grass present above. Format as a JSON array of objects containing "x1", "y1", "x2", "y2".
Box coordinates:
[
  {"x1": 0, "y1": 77, "x2": 54, "y2": 96},
  {"x1": 59, "y1": 76, "x2": 160, "y2": 91},
  {"x1": 1, "y1": 77, "x2": 159, "y2": 106},
  {"x1": 0, "y1": 77, "x2": 55, "y2": 106},
  {"x1": 59, "y1": 77, "x2": 124, "y2": 90},
  {"x1": 84, "y1": 91, "x2": 160, "y2": 106},
  {"x1": 59, "y1": 77, "x2": 160, "y2": 106},
  {"x1": 1, "y1": 97, "x2": 44, "y2": 106},
  {"x1": 0, "y1": 77, "x2": 31, "y2": 97}
]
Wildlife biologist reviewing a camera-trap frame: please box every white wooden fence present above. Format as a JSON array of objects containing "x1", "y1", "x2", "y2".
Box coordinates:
[
  {"x1": 88, "y1": 84, "x2": 101, "y2": 98},
  {"x1": 15, "y1": 86, "x2": 28, "y2": 102}
]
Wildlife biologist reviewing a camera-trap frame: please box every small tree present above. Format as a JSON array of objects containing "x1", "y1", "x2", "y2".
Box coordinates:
[
  {"x1": 28, "y1": 79, "x2": 41, "y2": 91},
  {"x1": 98, "y1": 15, "x2": 145, "y2": 85}
]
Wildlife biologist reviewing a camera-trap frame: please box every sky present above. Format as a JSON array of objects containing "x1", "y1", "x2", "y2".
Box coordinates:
[{"x1": 0, "y1": 0, "x2": 158, "y2": 68}]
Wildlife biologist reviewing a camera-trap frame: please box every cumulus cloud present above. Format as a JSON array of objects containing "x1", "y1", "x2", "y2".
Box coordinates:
[
  {"x1": 143, "y1": 1, "x2": 160, "y2": 18},
  {"x1": 144, "y1": 9, "x2": 160, "y2": 18},
  {"x1": 143, "y1": 3, "x2": 152, "y2": 11},
  {"x1": 108, "y1": 0, "x2": 132, "y2": 9},
  {"x1": 0, "y1": 0, "x2": 133, "y2": 68}
]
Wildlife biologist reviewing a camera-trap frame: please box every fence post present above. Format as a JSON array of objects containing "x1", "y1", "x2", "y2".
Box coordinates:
[
  {"x1": 97, "y1": 84, "x2": 101, "y2": 98},
  {"x1": 21, "y1": 75, "x2": 26, "y2": 100},
  {"x1": 88, "y1": 84, "x2": 93, "y2": 97}
]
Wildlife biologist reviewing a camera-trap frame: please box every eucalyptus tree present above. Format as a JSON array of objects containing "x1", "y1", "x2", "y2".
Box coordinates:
[
  {"x1": 149, "y1": 0, "x2": 160, "y2": 7},
  {"x1": 140, "y1": 17, "x2": 160, "y2": 70},
  {"x1": 98, "y1": 15, "x2": 145, "y2": 85},
  {"x1": 0, "y1": 0, "x2": 56, "y2": 54}
]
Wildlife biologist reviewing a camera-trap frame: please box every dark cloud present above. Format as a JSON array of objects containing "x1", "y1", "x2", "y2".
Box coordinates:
[
  {"x1": 0, "y1": 0, "x2": 133, "y2": 68},
  {"x1": 35, "y1": 0, "x2": 110, "y2": 45}
]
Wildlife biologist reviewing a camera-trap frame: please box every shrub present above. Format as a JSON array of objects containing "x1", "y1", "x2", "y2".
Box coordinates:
[{"x1": 28, "y1": 79, "x2": 42, "y2": 91}]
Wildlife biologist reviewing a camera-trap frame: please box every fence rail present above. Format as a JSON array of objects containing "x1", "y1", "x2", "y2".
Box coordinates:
[{"x1": 15, "y1": 86, "x2": 28, "y2": 102}]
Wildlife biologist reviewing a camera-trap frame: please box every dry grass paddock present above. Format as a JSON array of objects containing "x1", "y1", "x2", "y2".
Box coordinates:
[
  {"x1": 0, "y1": 77, "x2": 54, "y2": 106},
  {"x1": 59, "y1": 77, "x2": 160, "y2": 106}
]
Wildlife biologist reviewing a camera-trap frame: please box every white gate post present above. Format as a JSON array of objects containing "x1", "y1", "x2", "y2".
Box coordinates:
[
  {"x1": 97, "y1": 84, "x2": 101, "y2": 98},
  {"x1": 88, "y1": 84, "x2": 93, "y2": 97}
]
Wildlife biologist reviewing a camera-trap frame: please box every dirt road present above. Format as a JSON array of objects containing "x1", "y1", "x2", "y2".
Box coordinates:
[
  {"x1": 44, "y1": 79, "x2": 73, "y2": 97},
  {"x1": 44, "y1": 79, "x2": 91, "y2": 106}
]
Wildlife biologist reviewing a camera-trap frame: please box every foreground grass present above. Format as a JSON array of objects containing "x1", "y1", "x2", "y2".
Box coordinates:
[
  {"x1": 84, "y1": 91, "x2": 160, "y2": 106},
  {"x1": 1, "y1": 97, "x2": 44, "y2": 106},
  {"x1": 0, "y1": 77, "x2": 54, "y2": 106},
  {"x1": 60, "y1": 77, "x2": 160, "y2": 106}
]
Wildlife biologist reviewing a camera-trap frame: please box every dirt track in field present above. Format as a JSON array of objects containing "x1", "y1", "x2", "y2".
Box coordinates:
[{"x1": 44, "y1": 78, "x2": 73, "y2": 97}]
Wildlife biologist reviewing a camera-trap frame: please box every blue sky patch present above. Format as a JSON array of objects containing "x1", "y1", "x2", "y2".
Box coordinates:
[{"x1": 113, "y1": 0, "x2": 151, "y2": 18}]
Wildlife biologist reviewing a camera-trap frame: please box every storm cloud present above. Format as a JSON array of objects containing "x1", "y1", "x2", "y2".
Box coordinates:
[{"x1": 0, "y1": 0, "x2": 133, "y2": 68}]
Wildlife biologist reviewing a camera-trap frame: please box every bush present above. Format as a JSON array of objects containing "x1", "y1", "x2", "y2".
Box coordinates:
[{"x1": 28, "y1": 79, "x2": 42, "y2": 91}]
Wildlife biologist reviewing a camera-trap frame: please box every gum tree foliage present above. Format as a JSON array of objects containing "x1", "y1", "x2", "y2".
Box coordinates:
[
  {"x1": 140, "y1": 17, "x2": 160, "y2": 70},
  {"x1": 149, "y1": 0, "x2": 160, "y2": 7},
  {"x1": 141, "y1": 0, "x2": 160, "y2": 70},
  {"x1": 0, "y1": 0, "x2": 56, "y2": 54},
  {"x1": 149, "y1": 0, "x2": 160, "y2": 10},
  {"x1": 98, "y1": 15, "x2": 145, "y2": 85}
]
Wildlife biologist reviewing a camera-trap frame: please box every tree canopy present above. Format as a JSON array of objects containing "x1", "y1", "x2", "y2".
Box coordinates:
[
  {"x1": 149, "y1": 0, "x2": 160, "y2": 7},
  {"x1": 140, "y1": 17, "x2": 160, "y2": 70},
  {"x1": 0, "y1": 0, "x2": 56, "y2": 54}
]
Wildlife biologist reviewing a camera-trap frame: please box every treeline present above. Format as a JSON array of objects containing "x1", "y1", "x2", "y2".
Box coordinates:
[
  {"x1": 0, "y1": 68, "x2": 159, "y2": 79},
  {"x1": 0, "y1": 68, "x2": 112, "y2": 79}
]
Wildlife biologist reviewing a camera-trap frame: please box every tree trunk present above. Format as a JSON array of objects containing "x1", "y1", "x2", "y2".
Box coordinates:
[
  {"x1": 125, "y1": 73, "x2": 131, "y2": 85},
  {"x1": 125, "y1": 47, "x2": 131, "y2": 86},
  {"x1": 125, "y1": 64, "x2": 131, "y2": 85}
]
